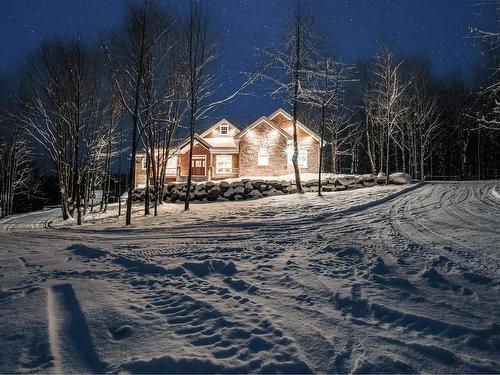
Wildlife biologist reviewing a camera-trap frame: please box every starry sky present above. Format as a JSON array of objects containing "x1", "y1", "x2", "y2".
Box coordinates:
[{"x1": 0, "y1": 0, "x2": 497, "y2": 127}]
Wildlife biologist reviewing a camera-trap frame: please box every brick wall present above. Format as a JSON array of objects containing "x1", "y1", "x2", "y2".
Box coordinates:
[{"x1": 238, "y1": 122, "x2": 289, "y2": 177}]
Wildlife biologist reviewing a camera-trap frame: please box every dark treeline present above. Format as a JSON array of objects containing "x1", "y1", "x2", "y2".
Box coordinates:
[{"x1": 0, "y1": 0, "x2": 498, "y2": 222}]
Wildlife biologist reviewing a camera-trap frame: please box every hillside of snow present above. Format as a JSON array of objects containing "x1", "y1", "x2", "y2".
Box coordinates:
[{"x1": 0, "y1": 182, "x2": 499, "y2": 373}]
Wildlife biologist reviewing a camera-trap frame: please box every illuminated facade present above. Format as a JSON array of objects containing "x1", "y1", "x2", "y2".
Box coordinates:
[{"x1": 135, "y1": 109, "x2": 321, "y2": 187}]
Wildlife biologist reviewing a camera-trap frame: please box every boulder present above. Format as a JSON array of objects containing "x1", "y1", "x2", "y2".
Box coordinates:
[
  {"x1": 288, "y1": 186, "x2": 298, "y2": 194},
  {"x1": 336, "y1": 176, "x2": 358, "y2": 187},
  {"x1": 258, "y1": 184, "x2": 268, "y2": 192},
  {"x1": 194, "y1": 189, "x2": 206, "y2": 200},
  {"x1": 219, "y1": 181, "x2": 230, "y2": 192},
  {"x1": 262, "y1": 188, "x2": 275, "y2": 197},
  {"x1": 322, "y1": 185, "x2": 334, "y2": 192},
  {"x1": 195, "y1": 183, "x2": 205, "y2": 191},
  {"x1": 389, "y1": 172, "x2": 411, "y2": 185},
  {"x1": 244, "y1": 182, "x2": 253, "y2": 194},
  {"x1": 270, "y1": 180, "x2": 282, "y2": 189},
  {"x1": 223, "y1": 187, "x2": 234, "y2": 200},
  {"x1": 326, "y1": 177, "x2": 336, "y2": 185},
  {"x1": 247, "y1": 189, "x2": 262, "y2": 199},
  {"x1": 205, "y1": 181, "x2": 216, "y2": 190},
  {"x1": 206, "y1": 188, "x2": 220, "y2": 201},
  {"x1": 306, "y1": 178, "x2": 319, "y2": 187},
  {"x1": 231, "y1": 181, "x2": 244, "y2": 188},
  {"x1": 376, "y1": 172, "x2": 386, "y2": 184},
  {"x1": 251, "y1": 179, "x2": 265, "y2": 189},
  {"x1": 233, "y1": 185, "x2": 245, "y2": 195},
  {"x1": 233, "y1": 194, "x2": 244, "y2": 200}
]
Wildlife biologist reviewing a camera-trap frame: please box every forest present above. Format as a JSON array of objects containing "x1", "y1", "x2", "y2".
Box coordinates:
[{"x1": 0, "y1": 0, "x2": 498, "y2": 223}]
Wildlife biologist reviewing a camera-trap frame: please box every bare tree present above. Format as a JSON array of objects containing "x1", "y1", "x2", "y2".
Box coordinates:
[
  {"x1": 255, "y1": 2, "x2": 318, "y2": 193},
  {"x1": 105, "y1": 0, "x2": 172, "y2": 224},
  {"x1": 16, "y1": 40, "x2": 106, "y2": 223},
  {"x1": 181, "y1": 1, "x2": 254, "y2": 210},
  {"x1": 301, "y1": 54, "x2": 351, "y2": 194},
  {"x1": 363, "y1": 45, "x2": 407, "y2": 184}
]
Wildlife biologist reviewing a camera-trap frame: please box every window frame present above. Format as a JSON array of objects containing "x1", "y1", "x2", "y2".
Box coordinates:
[
  {"x1": 216, "y1": 154, "x2": 232, "y2": 175},
  {"x1": 298, "y1": 147, "x2": 308, "y2": 168},
  {"x1": 219, "y1": 124, "x2": 229, "y2": 135},
  {"x1": 165, "y1": 155, "x2": 178, "y2": 175},
  {"x1": 258, "y1": 147, "x2": 269, "y2": 166},
  {"x1": 141, "y1": 158, "x2": 147, "y2": 170}
]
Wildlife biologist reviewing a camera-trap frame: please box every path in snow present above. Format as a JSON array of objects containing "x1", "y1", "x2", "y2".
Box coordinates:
[
  {"x1": 0, "y1": 208, "x2": 59, "y2": 232},
  {"x1": 0, "y1": 182, "x2": 498, "y2": 373}
]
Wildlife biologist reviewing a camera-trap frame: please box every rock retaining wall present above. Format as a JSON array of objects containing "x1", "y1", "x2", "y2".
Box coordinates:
[{"x1": 132, "y1": 173, "x2": 411, "y2": 203}]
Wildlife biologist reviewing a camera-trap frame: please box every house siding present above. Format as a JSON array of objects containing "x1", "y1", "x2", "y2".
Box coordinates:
[
  {"x1": 270, "y1": 112, "x2": 320, "y2": 174},
  {"x1": 238, "y1": 122, "x2": 289, "y2": 177},
  {"x1": 179, "y1": 143, "x2": 211, "y2": 177}
]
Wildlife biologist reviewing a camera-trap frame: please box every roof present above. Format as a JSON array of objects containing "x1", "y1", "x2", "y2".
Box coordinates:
[
  {"x1": 178, "y1": 134, "x2": 213, "y2": 153},
  {"x1": 234, "y1": 116, "x2": 293, "y2": 141},
  {"x1": 268, "y1": 108, "x2": 321, "y2": 142},
  {"x1": 204, "y1": 137, "x2": 238, "y2": 149},
  {"x1": 199, "y1": 119, "x2": 240, "y2": 138}
]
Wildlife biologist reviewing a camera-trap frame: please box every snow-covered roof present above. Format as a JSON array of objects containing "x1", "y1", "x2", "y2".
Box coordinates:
[{"x1": 204, "y1": 137, "x2": 238, "y2": 149}]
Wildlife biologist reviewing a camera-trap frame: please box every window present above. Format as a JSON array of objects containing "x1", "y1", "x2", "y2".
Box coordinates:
[
  {"x1": 165, "y1": 155, "x2": 177, "y2": 175},
  {"x1": 141, "y1": 158, "x2": 147, "y2": 170},
  {"x1": 258, "y1": 147, "x2": 269, "y2": 166},
  {"x1": 216, "y1": 155, "x2": 232, "y2": 174},
  {"x1": 298, "y1": 147, "x2": 308, "y2": 168},
  {"x1": 219, "y1": 124, "x2": 228, "y2": 135}
]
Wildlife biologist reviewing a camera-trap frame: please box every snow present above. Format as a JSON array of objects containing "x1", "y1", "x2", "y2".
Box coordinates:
[
  {"x1": 0, "y1": 181, "x2": 499, "y2": 373},
  {"x1": 204, "y1": 137, "x2": 238, "y2": 149}
]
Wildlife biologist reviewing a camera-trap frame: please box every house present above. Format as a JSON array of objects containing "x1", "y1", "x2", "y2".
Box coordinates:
[{"x1": 134, "y1": 108, "x2": 321, "y2": 188}]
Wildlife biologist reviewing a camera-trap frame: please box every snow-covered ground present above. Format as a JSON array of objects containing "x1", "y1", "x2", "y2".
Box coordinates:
[{"x1": 0, "y1": 182, "x2": 499, "y2": 373}]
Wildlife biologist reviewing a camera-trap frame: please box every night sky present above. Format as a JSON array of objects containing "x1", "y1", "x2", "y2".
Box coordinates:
[{"x1": 1, "y1": 0, "x2": 497, "y2": 128}]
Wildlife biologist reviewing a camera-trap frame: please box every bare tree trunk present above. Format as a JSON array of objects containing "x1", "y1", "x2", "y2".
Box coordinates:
[{"x1": 318, "y1": 105, "x2": 325, "y2": 196}]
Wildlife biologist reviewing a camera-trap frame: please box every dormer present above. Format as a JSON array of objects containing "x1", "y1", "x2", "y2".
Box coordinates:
[{"x1": 200, "y1": 119, "x2": 240, "y2": 139}]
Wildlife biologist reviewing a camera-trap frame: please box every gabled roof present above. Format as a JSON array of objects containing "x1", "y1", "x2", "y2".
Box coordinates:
[
  {"x1": 268, "y1": 108, "x2": 321, "y2": 142},
  {"x1": 199, "y1": 119, "x2": 240, "y2": 138},
  {"x1": 178, "y1": 133, "x2": 212, "y2": 153},
  {"x1": 234, "y1": 116, "x2": 293, "y2": 141}
]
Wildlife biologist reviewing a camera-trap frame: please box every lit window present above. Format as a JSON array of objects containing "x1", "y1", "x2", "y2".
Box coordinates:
[
  {"x1": 298, "y1": 147, "x2": 308, "y2": 168},
  {"x1": 219, "y1": 125, "x2": 228, "y2": 135},
  {"x1": 165, "y1": 155, "x2": 177, "y2": 175},
  {"x1": 141, "y1": 158, "x2": 147, "y2": 170},
  {"x1": 258, "y1": 147, "x2": 268, "y2": 166},
  {"x1": 216, "y1": 155, "x2": 232, "y2": 174}
]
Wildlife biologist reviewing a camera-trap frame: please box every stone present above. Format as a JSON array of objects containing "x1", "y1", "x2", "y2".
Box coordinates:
[
  {"x1": 206, "y1": 188, "x2": 219, "y2": 201},
  {"x1": 233, "y1": 186, "x2": 245, "y2": 195},
  {"x1": 244, "y1": 182, "x2": 253, "y2": 194},
  {"x1": 223, "y1": 187, "x2": 234, "y2": 199},
  {"x1": 251, "y1": 179, "x2": 265, "y2": 189},
  {"x1": 247, "y1": 189, "x2": 262, "y2": 199},
  {"x1": 306, "y1": 178, "x2": 319, "y2": 187},
  {"x1": 219, "y1": 181, "x2": 230, "y2": 192},
  {"x1": 205, "y1": 181, "x2": 216, "y2": 190},
  {"x1": 389, "y1": 172, "x2": 411, "y2": 185},
  {"x1": 231, "y1": 181, "x2": 244, "y2": 188}
]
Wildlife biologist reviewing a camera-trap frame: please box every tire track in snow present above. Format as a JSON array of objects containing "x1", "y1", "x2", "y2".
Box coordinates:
[{"x1": 47, "y1": 284, "x2": 104, "y2": 373}]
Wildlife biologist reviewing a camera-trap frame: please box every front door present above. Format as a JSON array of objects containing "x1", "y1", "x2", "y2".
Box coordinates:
[{"x1": 192, "y1": 156, "x2": 206, "y2": 176}]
